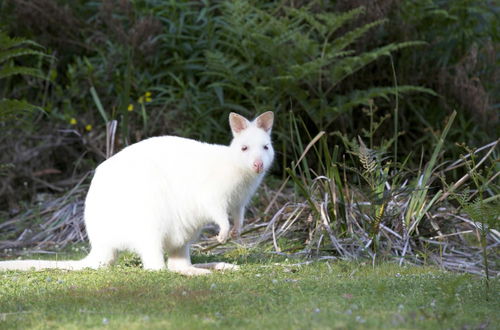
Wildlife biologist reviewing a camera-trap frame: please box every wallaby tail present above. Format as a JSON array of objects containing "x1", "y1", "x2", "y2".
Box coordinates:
[
  {"x1": 0, "y1": 248, "x2": 115, "y2": 271},
  {"x1": 0, "y1": 257, "x2": 92, "y2": 271}
]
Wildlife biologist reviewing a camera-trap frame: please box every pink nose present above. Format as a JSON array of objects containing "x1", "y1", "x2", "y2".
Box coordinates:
[{"x1": 253, "y1": 160, "x2": 264, "y2": 173}]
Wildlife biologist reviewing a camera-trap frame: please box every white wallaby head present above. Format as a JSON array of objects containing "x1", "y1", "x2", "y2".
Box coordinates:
[{"x1": 229, "y1": 111, "x2": 275, "y2": 175}]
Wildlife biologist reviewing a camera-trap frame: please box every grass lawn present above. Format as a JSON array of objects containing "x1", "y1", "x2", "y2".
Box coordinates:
[{"x1": 0, "y1": 251, "x2": 498, "y2": 329}]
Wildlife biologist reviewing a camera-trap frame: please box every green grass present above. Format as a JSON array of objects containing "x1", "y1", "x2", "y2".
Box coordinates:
[{"x1": 1, "y1": 251, "x2": 498, "y2": 329}]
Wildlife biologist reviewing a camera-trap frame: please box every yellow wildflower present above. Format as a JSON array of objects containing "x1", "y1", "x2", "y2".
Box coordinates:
[
  {"x1": 85, "y1": 124, "x2": 92, "y2": 131},
  {"x1": 138, "y1": 96, "x2": 144, "y2": 104},
  {"x1": 69, "y1": 118, "x2": 77, "y2": 125},
  {"x1": 145, "y1": 91, "x2": 152, "y2": 97},
  {"x1": 128, "y1": 104, "x2": 134, "y2": 112},
  {"x1": 145, "y1": 97, "x2": 152, "y2": 103}
]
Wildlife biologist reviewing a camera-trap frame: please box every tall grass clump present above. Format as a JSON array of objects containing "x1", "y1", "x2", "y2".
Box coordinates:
[
  {"x1": 275, "y1": 108, "x2": 498, "y2": 278},
  {"x1": 447, "y1": 141, "x2": 500, "y2": 292}
]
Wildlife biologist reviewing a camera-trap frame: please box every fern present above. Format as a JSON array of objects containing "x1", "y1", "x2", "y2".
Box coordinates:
[
  {"x1": 458, "y1": 194, "x2": 499, "y2": 231},
  {"x1": 0, "y1": 99, "x2": 42, "y2": 119},
  {"x1": 0, "y1": 47, "x2": 46, "y2": 65},
  {"x1": 456, "y1": 190, "x2": 499, "y2": 287},
  {"x1": 451, "y1": 144, "x2": 500, "y2": 288},
  {"x1": 0, "y1": 31, "x2": 46, "y2": 121},
  {"x1": 0, "y1": 32, "x2": 46, "y2": 79},
  {"x1": 353, "y1": 136, "x2": 398, "y2": 253},
  {"x1": 329, "y1": 41, "x2": 427, "y2": 88},
  {"x1": 0, "y1": 65, "x2": 45, "y2": 80},
  {"x1": 0, "y1": 33, "x2": 42, "y2": 50},
  {"x1": 329, "y1": 19, "x2": 386, "y2": 53},
  {"x1": 203, "y1": 1, "x2": 433, "y2": 131},
  {"x1": 327, "y1": 85, "x2": 436, "y2": 124}
]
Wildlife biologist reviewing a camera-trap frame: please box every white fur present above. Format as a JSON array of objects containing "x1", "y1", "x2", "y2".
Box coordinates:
[{"x1": 0, "y1": 112, "x2": 274, "y2": 275}]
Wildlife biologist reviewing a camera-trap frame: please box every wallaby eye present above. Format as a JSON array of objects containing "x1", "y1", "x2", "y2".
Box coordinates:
[
  {"x1": 241, "y1": 145, "x2": 248, "y2": 152},
  {"x1": 263, "y1": 145, "x2": 269, "y2": 150}
]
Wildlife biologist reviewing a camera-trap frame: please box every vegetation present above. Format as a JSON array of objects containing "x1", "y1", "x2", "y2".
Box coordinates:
[
  {"x1": 0, "y1": 32, "x2": 47, "y2": 121},
  {"x1": 0, "y1": 0, "x2": 498, "y2": 327}
]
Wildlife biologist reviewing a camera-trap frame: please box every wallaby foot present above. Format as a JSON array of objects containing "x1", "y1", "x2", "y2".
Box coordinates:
[
  {"x1": 82, "y1": 247, "x2": 117, "y2": 269},
  {"x1": 169, "y1": 265, "x2": 212, "y2": 276},
  {"x1": 167, "y1": 244, "x2": 212, "y2": 276},
  {"x1": 194, "y1": 262, "x2": 240, "y2": 271},
  {"x1": 166, "y1": 243, "x2": 239, "y2": 275},
  {"x1": 138, "y1": 245, "x2": 167, "y2": 270}
]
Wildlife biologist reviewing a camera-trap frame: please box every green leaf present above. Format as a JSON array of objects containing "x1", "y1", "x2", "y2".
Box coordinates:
[
  {"x1": 0, "y1": 47, "x2": 47, "y2": 64},
  {"x1": 0, "y1": 32, "x2": 43, "y2": 50},
  {"x1": 0, "y1": 65, "x2": 45, "y2": 80},
  {"x1": 330, "y1": 41, "x2": 427, "y2": 87},
  {"x1": 330, "y1": 19, "x2": 386, "y2": 52},
  {"x1": 0, "y1": 98, "x2": 43, "y2": 121},
  {"x1": 326, "y1": 85, "x2": 437, "y2": 123}
]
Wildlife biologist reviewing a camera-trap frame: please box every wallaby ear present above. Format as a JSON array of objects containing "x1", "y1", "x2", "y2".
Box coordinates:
[
  {"x1": 229, "y1": 112, "x2": 250, "y2": 135},
  {"x1": 255, "y1": 111, "x2": 274, "y2": 133}
]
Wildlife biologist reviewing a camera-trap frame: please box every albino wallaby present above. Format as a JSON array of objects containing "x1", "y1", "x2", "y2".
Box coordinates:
[{"x1": 0, "y1": 112, "x2": 274, "y2": 275}]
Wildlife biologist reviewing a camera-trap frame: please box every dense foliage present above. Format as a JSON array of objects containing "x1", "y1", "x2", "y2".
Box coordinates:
[
  {"x1": 0, "y1": 0, "x2": 498, "y2": 277},
  {"x1": 1, "y1": 1, "x2": 497, "y2": 143}
]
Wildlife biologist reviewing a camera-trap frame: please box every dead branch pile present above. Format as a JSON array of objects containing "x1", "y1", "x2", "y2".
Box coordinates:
[{"x1": 1, "y1": 180, "x2": 497, "y2": 277}]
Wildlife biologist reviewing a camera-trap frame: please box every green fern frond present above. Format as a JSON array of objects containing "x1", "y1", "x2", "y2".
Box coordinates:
[
  {"x1": 0, "y1": 99, "x2": 43, "y2": 121},
  {"x1": 0, "y1": 32, "x2": 47, "y2": 121},
  {"x1": 0, "y1": 32, "x2": 43, "y2": 50},
  {"x1": 204, "y1": 50, "x2": 250, "y2": 78},
  {"x1": 456, "y1": 192, "x2": 500, "y2": 231},
  {"x1": 0, "y1": 65, "x2": 45, "y2": 80},
  {"x1": 330, "y1": 41, "x2": 427, "y2": 87},
  {"x1": 288, "y1": 50, "x2": 354, "y2": 81},
  {"x1": 286, "y1": 6, "x2": 329, "y2": 35},
  {"x1": 330, "y1": 19, "x2": 386, "y2": 52},
  {"x1": 288, "y1": 6, "x2": 365, "y2": 37},
  {"x1": 317, "y1": 7, "x2": 365, "y2": 34},
  {"x1": 0, "y1": 48, "x2": 47, "y2": 65},
  {"x1": 0, "y1": 31, "x2": 46, "y2": 80},
  {"x1": 204, "y1": 51, "x2": 254, "y2": 97},
  {"x1": 327, "y1": 85, "x2": 436, "y2": 123}
]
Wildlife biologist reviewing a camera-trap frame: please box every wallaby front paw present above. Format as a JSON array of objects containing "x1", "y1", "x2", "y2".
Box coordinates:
[
  {"x1": 217, "y1": 231, "x2": 229, "y2": 244},
  {"x1": 230, "y1": 227, "x2": 241, "y2": 239}
]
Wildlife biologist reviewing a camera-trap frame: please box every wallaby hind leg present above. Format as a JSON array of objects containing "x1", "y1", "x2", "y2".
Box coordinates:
[
  {"x1": 138, "y1": 243, "x2": 166, "y2": 270},
  {"x1": 81, "y1": 246, "x2": 117, "y2": 269},
  {"x1": 167, "y1": 244, "x2": 211, "y2": 276}
]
